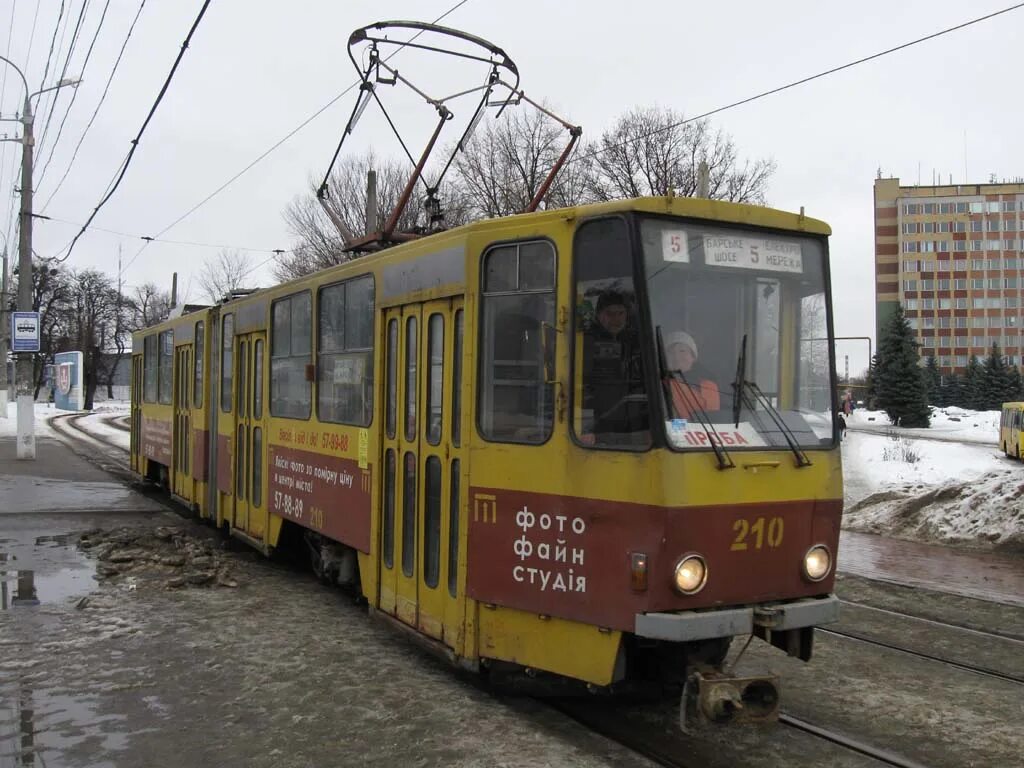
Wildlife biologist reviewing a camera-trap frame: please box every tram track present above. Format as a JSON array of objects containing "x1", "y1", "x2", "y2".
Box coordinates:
[
  {"x1": 48, "y1": 412, "x2": 133, "y2": 481},
  {"x1": 819, "y1": 625, "x2": 1024, "y2": 686},
  {"x1": 840, "y1": 597, "x2": 1024, "y2": 643},
  {"x1": 549, "y1": 698, "x2": 930, "y2": 768}
]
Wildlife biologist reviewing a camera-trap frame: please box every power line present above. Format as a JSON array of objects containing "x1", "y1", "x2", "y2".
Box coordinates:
[
  {"x1": 117, "y1": 0, "x2": 472, "y2": 278},
  {"x1": 569, "y1": 2, "x2": 1024, "y2": 170},
  {"x1": 36, "y1": 0, "x2": 92, "y2": 164},
  {"x1": 0, "y1": 0, "x2": 17, "y2": 246},
  {"x1": 40, "y1": 0, "x2": 147, "y2": 213},
  {"x1": 37, "y1": 0, "x2": 113, "y2": 190},
  {"x1": 35, "y1": 1, "x2": 68, "y2": 106},
  {"x1": 59, "y1": 0, "x2": 213, "y2": 264},
  {"x1": 42, "y1": 212, "x2": 289, "y2": 253}
]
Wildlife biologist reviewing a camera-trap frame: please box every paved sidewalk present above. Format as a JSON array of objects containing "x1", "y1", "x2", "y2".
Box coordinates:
[{"x1": 0, "y1": 436, "x2": 162, "y2": 515}]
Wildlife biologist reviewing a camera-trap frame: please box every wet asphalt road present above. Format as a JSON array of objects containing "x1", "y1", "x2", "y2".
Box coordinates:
[{"x1": 3, "y1": 509, "x2": 1023, "y2": 768}]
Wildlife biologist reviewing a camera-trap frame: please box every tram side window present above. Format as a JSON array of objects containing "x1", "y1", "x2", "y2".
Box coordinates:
[
  {"x1": 478, "y1": 241, "x2": 556, "y2": 444},
  {"x1": 271, "y1": 292, "x2": 312, "y2": 419},
  {"x1": 221, "y1": 314, "x2": 234, "y2": 413},
  {"x1": 194, "y1": 321, "x2": 204, "y2": 408},
  {"x1": 158, "y1": 330, "x2": 173, "y2": 405},
  {"x1": 144, "y1": 335, "x2": 158, "y2": 402},
  {"x1": 317, "y1": 276, "x2": 374, "y2": 426},
  {"x1": 573, "y1": 218, "x2": 651, "y2": 449}
]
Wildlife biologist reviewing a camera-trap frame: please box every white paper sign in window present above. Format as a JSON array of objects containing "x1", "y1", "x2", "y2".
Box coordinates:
[
  {"x1": 662, "y1": 230, "x2": 689, "y2": 262},
  {"x1": 703, "y1": 236, "x2": 803, "y2": 273}
]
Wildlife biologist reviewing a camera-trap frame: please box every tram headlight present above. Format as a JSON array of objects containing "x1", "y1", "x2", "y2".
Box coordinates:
[
  {"x1": 802, "y1": 545, "x2": 832, "y2": 582},
  {"x1": 673, "y1": 554, "x2": 708, "y2": 595}
]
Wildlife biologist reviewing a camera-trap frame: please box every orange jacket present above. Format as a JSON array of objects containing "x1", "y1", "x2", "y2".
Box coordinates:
[{"x1": 666, "y1": 377, "x2": 721, "y2": 419}]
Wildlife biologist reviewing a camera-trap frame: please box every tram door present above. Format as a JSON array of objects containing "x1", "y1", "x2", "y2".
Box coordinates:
[
  {"x1": 233, "y1": 333, "x2": 267, "y2": 540},
  {"x1": 172, "y1": 344, "x2": 192, "y2": 502},
  {"x1": 130, "y1": 356, "x2": 142, "y2": 473},
  {"x1": 381, "y1": 299, "x2": 464, "y2": 643}
]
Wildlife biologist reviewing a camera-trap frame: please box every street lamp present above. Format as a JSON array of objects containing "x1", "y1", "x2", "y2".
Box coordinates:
[{"x1": 1, "y1": 55, "x2": 81, "y2": 458}]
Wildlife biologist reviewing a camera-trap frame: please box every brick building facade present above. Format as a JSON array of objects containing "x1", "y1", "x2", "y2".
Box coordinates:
[{"x1": 874, "y1": 177, "x2": 1024, "y2": 374}]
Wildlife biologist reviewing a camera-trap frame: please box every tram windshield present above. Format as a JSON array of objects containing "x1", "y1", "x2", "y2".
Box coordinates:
[{"x1": 638, "y1": 217, "x2": 834, "y2": 451}]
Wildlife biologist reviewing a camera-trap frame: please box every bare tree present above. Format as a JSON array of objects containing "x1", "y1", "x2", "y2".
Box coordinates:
[
  {"x1": 275, "y1": 152, "x2": 475, "y2": 282},
  {"x1": 452, "y1": 107, "x2": 590, "y2": 218},
  {"x1": 198, "y1": 248, "x2": 256, "y2": 303},
  {"x1": 588, "y1": 106, "x2": 775, "y2": 204},
  {"x1": 131, "y1": 283, "x2": 172, "y2": 329}
]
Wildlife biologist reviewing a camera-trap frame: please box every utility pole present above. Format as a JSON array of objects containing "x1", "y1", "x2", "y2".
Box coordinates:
[
  {"x1": 0, "y1": 247, "x2": 8, "y2": 418},
  {"x1": 0, "y1": 55, "x2": 80, "y2": 458},
  {"x1": 16, "y1": 86, "x2": 36, "y2": 458}
]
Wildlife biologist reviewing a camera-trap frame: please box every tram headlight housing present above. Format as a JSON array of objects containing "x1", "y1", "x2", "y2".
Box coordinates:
[
  {"x1": 802, "y1": 544, "x2": 832, "y2": 582},
  {"x1": 673, "y1": 554, "x2": 708, "y2": 595}
]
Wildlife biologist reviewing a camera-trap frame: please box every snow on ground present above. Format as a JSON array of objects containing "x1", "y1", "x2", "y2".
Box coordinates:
[
  {"x1": 848, "y1": 406, "x2": 999, "y2": 444},
  {"x1": 842, "y1": 407, "x2": 1023, "y2": 553},
  {"x1": 0, "y1": 401, "x2": 60, "y2": 439}
]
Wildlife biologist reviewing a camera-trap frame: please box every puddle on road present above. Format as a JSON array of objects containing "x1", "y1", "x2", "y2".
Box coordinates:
[
  {"x1": 0, "y1": 535, "x2": 134, "y2": 766},
  {"x1": 0, "y1": 686, "x2": 126, "y2": 768},
  {"x1": 0, "y1": 547, "x2": 94, "y2": 611},
  {"x1": 0, "y1": 567, "x2": 95, "y2": 610}
]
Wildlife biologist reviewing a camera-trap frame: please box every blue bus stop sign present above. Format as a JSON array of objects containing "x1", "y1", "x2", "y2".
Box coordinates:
[{"x1": 11, "y1": 312, "x2": 40, "y2": 353}]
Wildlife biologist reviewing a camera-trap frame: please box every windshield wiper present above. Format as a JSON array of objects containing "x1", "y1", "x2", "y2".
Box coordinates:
[
  {"x1": 732, "y1": 334, "x2": 748, "y2": 427},
  {"x1": 657, "y1": 326, "x2": 734, "y2": 470},
  {"x1": 743, "y1": 380, "x2": 812, "y2": 467}
]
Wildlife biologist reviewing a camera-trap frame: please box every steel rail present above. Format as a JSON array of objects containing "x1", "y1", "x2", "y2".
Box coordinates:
[
  {"x1": 839, "y1": 598, "x2": 1024, "y2": 643},
  {"x1": 549, "y1": 697, "x2": 930, "y2": 768},
  {"x1": 778, "y1": 715, "x2": 931, "y2": 768},
  {"x1": 819, "y1": 626, "x2": 1024, "y2": 686}
]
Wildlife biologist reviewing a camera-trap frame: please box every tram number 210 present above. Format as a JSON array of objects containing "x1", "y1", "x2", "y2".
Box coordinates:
[{"x1": 730, "y1": 516, "x2": 784, "y2": 551}]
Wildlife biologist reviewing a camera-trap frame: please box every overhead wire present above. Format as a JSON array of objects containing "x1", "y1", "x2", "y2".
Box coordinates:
[
  {"x1": 0, "y1": 0, "x2": 19, "y2": 250},
  {"x1": 35, "y1": 1, "x2": 68, "y2": 99},
  {"x1": 41, "y1": 212, "x2": 288, "y2": 254},
  {"x1": 36, "y1": 0, "x2": 113, "y2": 191},
  {"x1": 40, "y1": 0, "x2": 148, "y2": 213},
  {"x1": 567, "y1": 2, "x2": 1024, "y2": 170},
  {"x1": 116, "y1": 0, "x2": 472, "y2": 279},
  {"x1": 58, "y1": 0, "x2": 214, "y2": 264},
  {"x1": 35, "y1": 0, "x2": 92, "y2": 165}
]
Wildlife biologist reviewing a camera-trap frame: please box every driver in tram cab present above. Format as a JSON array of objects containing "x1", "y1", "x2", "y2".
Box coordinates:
[
  {"x1": 580, "y1": 289, "x2": 645, "y2": 444},
  {"x1": 663, "y1": 331, "x2": 721, "y2": 419}
]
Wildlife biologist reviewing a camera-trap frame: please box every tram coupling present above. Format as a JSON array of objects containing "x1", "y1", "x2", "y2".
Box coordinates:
[{"x1": 679, "y1": 671, "x2": 780, "y2": 732}]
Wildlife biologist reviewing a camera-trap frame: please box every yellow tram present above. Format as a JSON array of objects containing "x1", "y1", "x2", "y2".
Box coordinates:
[{"x1": 132, "y1": 195, "x2": 842, "y2": 724}]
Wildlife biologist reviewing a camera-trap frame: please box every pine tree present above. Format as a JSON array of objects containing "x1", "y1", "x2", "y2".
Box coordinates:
[
  {"x1": 1003, "y1": 366, "x2": 1019, "y2": 403},
  {"x1": 980, "y1": 343, "x2": 1012, "y2": 411},
  {"x1": 874, "y1": 305, "x2": 931, "y2": 427},
  {"x1": 941, "y1": 372, "x2": 964, "y2": 407},
  {"x1": 963, "y1": 355, "x2": 983, "y2": 410},
  {"x1": 923, "y1": 355, "x2": 942, "y2": 406}
]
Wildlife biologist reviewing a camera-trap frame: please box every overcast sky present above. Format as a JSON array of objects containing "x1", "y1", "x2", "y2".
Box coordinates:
[{"x1": 2, "y1": 0, "x2": 1023, "y2": 375}]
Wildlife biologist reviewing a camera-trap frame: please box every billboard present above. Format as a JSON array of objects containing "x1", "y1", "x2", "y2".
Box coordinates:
[{"x1": 54, "y1": 351, "x2": 84, "y2": 411}]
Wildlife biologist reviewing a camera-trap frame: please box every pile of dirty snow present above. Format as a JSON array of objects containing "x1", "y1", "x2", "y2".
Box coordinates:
[
  {"x1": 843, "y1": 469, "x2": 1024, "y2": 553},
  {"x1": 842, "y1": 412, "x2": 1023, "y2": 552}
]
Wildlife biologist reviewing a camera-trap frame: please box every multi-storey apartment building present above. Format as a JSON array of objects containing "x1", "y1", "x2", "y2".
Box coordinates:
[{"x1": 875, "y1": 176, "x2": 1024, "y2": 374}]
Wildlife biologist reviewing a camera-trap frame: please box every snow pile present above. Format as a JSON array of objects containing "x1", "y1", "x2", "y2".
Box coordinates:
[
  {"x1": 842, "y1": 422, "x2": 1024, "y2": 552},
  {"x1": 843, "y1": 469, "x2": 1024, "y2": 553},
  {"x1": 848, "y1": 406, "x2": 999, "y2": 444}
]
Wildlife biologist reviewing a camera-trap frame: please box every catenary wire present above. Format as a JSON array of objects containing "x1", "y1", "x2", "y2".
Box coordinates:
[
  {"x1": 59, "y1": 0, "x2": 213, "y2": 264},
  {"x1": 42, "y1": 212, "x2": 288, "y2": 253},
  {"x1": 0, "y1": 0, "x2": 18, "y2": 247},
  {"x1": 35, "y1": 0, "x2": 93, "y2": 165},
  {"x1": 116, "y1": 0, "x2": 472, "y2": 278},
  {"x1": 567, "y1": 2, "x2": 1024, "y2": 170},
  {"x1": 37, "y1": 0, "x2": 113, "y2": 190},
  {"x1": 40, "y1": 0, "x2": 147, "y2": 214},
  {"x1": 36, "y1": 1, "x2": 67, "y2": 102}
]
